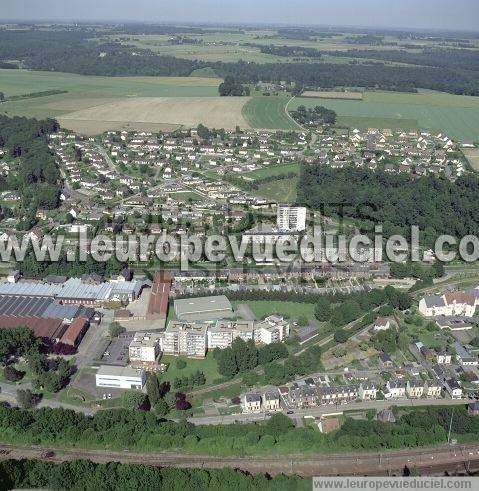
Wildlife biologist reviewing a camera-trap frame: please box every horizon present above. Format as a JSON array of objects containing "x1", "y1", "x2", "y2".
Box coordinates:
[
  {"x1": 2, "y1": 19, "x2": 479, "y2": 35},
  {"x1": 2, "y1": 0, "x2": 479, "y2": 32}
]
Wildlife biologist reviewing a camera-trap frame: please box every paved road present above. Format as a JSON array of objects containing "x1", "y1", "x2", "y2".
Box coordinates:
[
  {"x1": 1, "y1": 442, "x2": 479, "y2": 477},
  {"x1": 0, "y1": 382, "x2": 95, "y2": 415}
]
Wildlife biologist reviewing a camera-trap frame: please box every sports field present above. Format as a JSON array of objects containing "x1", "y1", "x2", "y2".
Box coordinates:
[
  {"x1": 243, "y1": 95, "x2": 301, "y2": 130},
  {"x1": 290, "y1": 90, "x2": 479, "y2": 140}
]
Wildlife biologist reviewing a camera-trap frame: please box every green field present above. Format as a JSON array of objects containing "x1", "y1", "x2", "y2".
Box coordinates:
[
  {"x1": 108, "y1": 29, "x2": 478, "y2": 65},
  {"x1": 243, "y1": 95, "x2": 301, "y2": 130},
  {"x1": 291, "y1": 90, "x2": 479, "y2": 140},
  {"x1": 0, "y1": 69, "x2": 221, "y2": 120},
  {"x1": 244, "y1": 162, "x2": 300, "y2": 179},
  {"x1": 168, "y1": 191, "x2": 204, "y2": 202},
  {"x1": 233, "y1": 300, "x2": 316, "y2": 320},
  {"x1": 160, "y1": 353, "x2": 221, "y2": 386},
  {"x1": 254, "y1": 175, "x2": 299, "y2": 201}
]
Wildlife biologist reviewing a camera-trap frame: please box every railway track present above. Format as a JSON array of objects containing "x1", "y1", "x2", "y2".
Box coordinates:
[{"x1": 1, "y1": 442, "x2": 479, "y2": 476}]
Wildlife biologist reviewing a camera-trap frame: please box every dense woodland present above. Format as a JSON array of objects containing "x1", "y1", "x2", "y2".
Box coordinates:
[
  {"x1": 298, "y1": 165, "x2": 479, "y2": 243},
  {"x1": 0, "y1": 459, "x2": 306, "y2": 491},
  {"x1": 1, "y1": 28, "x2": 479, "y2": 95},
  {"x1": 0, "y1": 404, "x2": 475, "y2": 457},
  {"x1": 326, "y1": 48, "x2": 479, "y2": 73},
  {"x1": 18, "y1": 251, "x2": 126, "y2": 280},
  {"x1": 0, "y1": 115, "x2": 61, "y2": 221},
  {"x1": 291, "y1": 105, "x2": 337, "y2": 125}
]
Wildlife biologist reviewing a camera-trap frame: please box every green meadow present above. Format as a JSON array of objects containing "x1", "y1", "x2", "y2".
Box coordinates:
[
  {"x1": 290, "y1": 90, "x2": 479, "y2": 140},
  {"x1": 243, "y1": 95, "x2": 300, "y2": 130},
  {"x1": 0, "y1": 69, "x2": 221, "y2": 120}
]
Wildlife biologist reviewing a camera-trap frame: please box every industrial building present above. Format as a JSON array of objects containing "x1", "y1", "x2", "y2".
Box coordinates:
[
  {"x1": 95, "y1": 365, "x2": 146, "y2": 390},
  {"x1": 0, "y1": 277, "x2": 144, "y2": 307},
  {"x1": 146, "y1": 272, "x2": 171, "y2": 320},
  {"x1": 173, "y1": 295, "x2": 233, "y2": 322},
  {"x1": 0, "y1": 282, "x2": 96, "y2": 345}
]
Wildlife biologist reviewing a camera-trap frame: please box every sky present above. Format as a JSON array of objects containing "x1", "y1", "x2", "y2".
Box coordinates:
[{"x1": 2, "y1": 0, "x2": 479, "y2": 31}]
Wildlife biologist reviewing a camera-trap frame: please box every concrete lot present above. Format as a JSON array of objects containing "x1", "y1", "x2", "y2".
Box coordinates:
[
  {"x1": 99, "y1": 334, "x2": 134, "y2": 366},
  {"x1": 71, "y1": 370, "x2": 124, "y2": 399}
]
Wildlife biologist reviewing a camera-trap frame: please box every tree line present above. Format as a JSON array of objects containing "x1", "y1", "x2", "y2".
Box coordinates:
[
  {"x1": 0, "y1": 327, "x2": 72, "y2": 397},
  {"x1": 0, "y1": 458, "x2": 307, "y2": 491},
  {"x1": 298, "y1": 164, "x2": 479, "y2": 244},
  {"x1": 3, "y1": 29, "x2": 479, "y2": 95},
  {"x1": 0, "y1": 115, "x2": 61, "y2": 223},
  {"x1": 291, "y1": 105, "x2": 337, "y2": 126},
  {"x1": 0, "y1": 403, "x2": 475, "y2": 458}
]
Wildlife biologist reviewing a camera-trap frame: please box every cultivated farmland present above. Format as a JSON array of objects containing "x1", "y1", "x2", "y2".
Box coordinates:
[
  {"x1": 58, "y1": 97, "x2": 251, "y2": 134},
  {"x1": 243, "y1": 95, "x2": 301, "y2": 130},
  {"x1": 0, "y1": 69, "x2": 223, "y2": 127},
  {"x1": 463, "y1": 148, "x2": 479, "y2": 171},
  {"x1": 302, "y1": 90, "x2": 363, "y2": 100},
  {"x1": 290, "y1": 90, "x2": 479, "y2": 140}
]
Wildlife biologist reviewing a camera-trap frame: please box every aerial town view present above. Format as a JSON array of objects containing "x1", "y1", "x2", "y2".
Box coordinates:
[{"x1": 1, "y1": 0, "x2": 479, "y2": 489}]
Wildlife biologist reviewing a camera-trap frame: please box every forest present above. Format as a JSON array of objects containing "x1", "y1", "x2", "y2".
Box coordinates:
[
  {"x1": 0, "y1": 459, "x2": 306, "y2": 491},
  {"x1": 2, "y1": 28, "x2": 479, "y2": 95},
  {"x1": 326, "y1": 48, "x2": 479, "y2": 72},
  {"x1": 0, "y1": 115, "x2": 61, "y2": 219},
  {"x1": 298, "y1": 165, "x2": 479, "y2": 243},
  {"x1": 18, "y1": 251, "x2": 126, "y2": 279},
  {"x1": 291, "y1": 105, "x2": 337, "y2": 125},
  {"x1": 0, "y1": 404, "x2": 475, "y2": 457}
]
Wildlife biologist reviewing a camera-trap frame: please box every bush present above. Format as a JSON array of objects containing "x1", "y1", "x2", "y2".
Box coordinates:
[
  {"x1": 4, "y1": 365, "x2": 25, "y2": 382},
  {"x1": 108, "y1": 322, "x2": 125, "y2": 338},
  {"x1": 334, "y1": 329, "x2": 349, "y2": 343},
  {"x1": 314, "y1": 298, "x2": 332, "y2": 321},
  {"x1": 176, "y1": 359, "x2": 187, "y2": 370}
]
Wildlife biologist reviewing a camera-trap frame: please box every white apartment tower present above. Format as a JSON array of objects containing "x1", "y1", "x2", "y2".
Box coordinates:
[{"x1": 277, "y1": 204, "x2": 307, "y2": 232}]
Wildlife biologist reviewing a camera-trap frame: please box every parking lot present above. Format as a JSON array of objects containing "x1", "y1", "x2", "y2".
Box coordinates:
[{"x1": 99, "y1": 334, "x2": 134, "y2": 366}]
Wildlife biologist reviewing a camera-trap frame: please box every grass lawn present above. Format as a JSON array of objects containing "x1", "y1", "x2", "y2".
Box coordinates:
[
  {"x1": 168, "y1": 191, "x2": 204, "y2": 202},
  {"x1": 244, "y1": 162, "x2": 300, "y2": 180},
  {"x1": 243, "y1": 95, "x2": 301, "y2": 130},
  {"x1": 160, "y1": 353, "x2": 221, "y2": 386},
  {"x1": 189, "y1": 382, "x2": 244, "y2": 406},
  {"x1": 290, "y1": 89, "x2": 479, "y2": 141},
  {"x1": 253, "y1": 175, "x2": 298, "y2": 201},
  {"x1": 233, "y1": 300, "x2": 316, "y2": 321}
]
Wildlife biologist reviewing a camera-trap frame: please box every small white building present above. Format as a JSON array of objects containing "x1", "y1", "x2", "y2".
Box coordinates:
[
  {"x1": 358, "y1": 382, "x2": 377, "y2": 400},
  {"x1": 262, "y1": 392, "x2": 281, "y2": 411},
  {"x1": 373, "y1": 317, "x2": 391, "y2": 331},
  {"x1": 384, "y1": 380, "x2": 406, "y2": 399},
  {"x1": 406, "y1": 379, "x2": 424, "y2": 399},
  {"x1": 445, "y1": 378, "x2": 463, "y2": 399},
  {"x1": 436, "y1": 351, "x2": 452, "y2": 365},
  {"x1": 242, "y1": 393, "x2": 261, "y2": 413},
  {"x1": 95, "y1": 365, "x2": 146, "y2": 390},
  {"x1": 425, "y1": 382, "x2": 442, "y2": 398},
  {"x1": 7, "y1": 270, "x2": 20, "y2": 283}
]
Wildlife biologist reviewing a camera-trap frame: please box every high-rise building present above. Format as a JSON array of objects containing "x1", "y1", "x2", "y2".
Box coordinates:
[{"x1": 277, "y1": 204, "x2": 307, "y2": 232}]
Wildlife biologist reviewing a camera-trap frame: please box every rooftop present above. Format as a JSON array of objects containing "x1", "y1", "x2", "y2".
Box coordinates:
[{"x1": 174, "y1": 295, "x2": 232, "y2": 316}]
